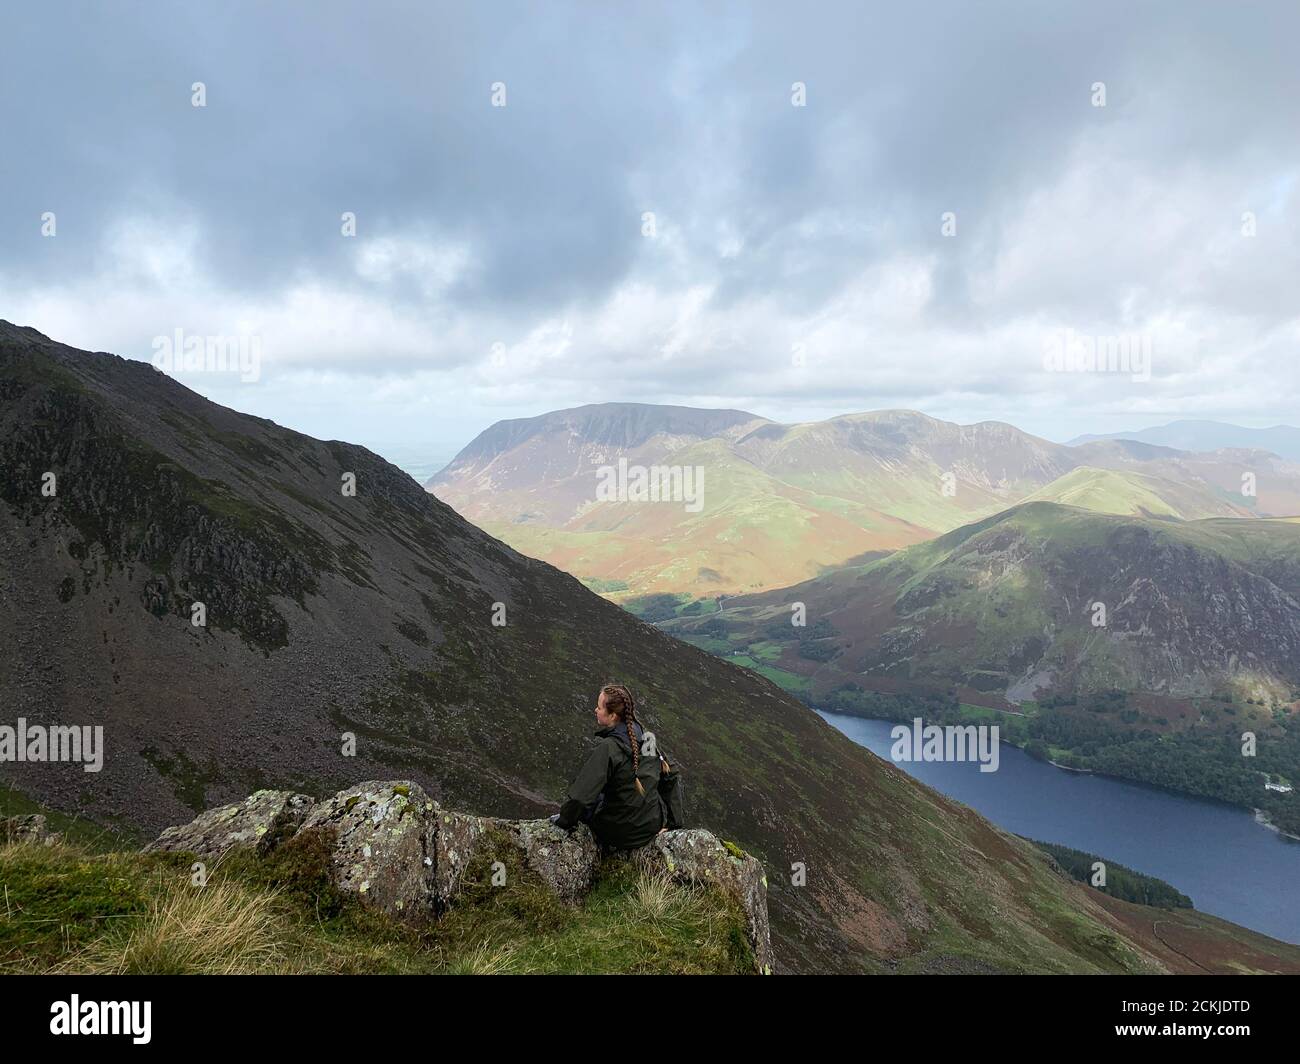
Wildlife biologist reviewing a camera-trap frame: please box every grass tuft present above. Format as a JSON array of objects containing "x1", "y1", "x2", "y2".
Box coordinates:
[
  {"x1": 59, "y1": 879, "x2": 287, "y2": 975},
  {"x1": 444, "y1": 941, "x2": 518, "y2": 975}
]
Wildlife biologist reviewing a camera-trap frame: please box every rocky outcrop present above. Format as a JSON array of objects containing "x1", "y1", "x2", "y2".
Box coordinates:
[
  {"x1": 144, "y1": 788, "x2": 314, "y2": 860},
  {"x1": 297, "y1": 781, "x2": 439, "y2": 921},
  {"x1": 431, "y1": 807, "x2": 497, "y2": 903},
  {"x1": 1, "y1": 813, "x2": 59, "y2": 845},
  {"x1": 631, "y1": 828, "x2": 774, "y2": 975},
  {"x1": 144, "y1": 780, "x2": 773, "y2": 972},
  {"x1": 509, "y1": 817, "x2": 601, "y2": 901},
  {"x1": 432, "y1": 808, "x2": 599, "y2": 904}
]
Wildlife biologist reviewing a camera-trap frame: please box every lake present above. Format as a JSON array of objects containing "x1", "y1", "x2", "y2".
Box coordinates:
[{"x1": 820, "y1": 710, "x2": 1300, "y2": 946}]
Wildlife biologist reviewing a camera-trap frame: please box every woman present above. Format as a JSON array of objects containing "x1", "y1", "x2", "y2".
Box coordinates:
[{"x1": 552, "y1": 683, "x2": 683, "y2": 849}]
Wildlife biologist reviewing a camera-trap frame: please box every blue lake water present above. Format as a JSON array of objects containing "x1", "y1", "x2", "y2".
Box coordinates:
[{"x1": 819, "y1": 710, "x2": 1300, "y2": 945}]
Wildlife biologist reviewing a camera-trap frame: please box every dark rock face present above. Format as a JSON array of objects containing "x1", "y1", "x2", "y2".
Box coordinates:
[
  {"x1": 0, "y1": 349, "x2": 325, "y2": 650},
  {"x1": 144, "y1": 782, "x2": 772, "y2": 971}
]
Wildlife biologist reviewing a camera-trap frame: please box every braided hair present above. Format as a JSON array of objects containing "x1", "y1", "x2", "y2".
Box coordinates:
[{"x1": 601, "y1": 683, "x2": 645, "y2": 795}]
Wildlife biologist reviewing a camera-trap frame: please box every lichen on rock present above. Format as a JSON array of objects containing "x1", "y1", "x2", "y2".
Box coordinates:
[
  {"x1": 432, "y1": 808, "x2": 496, "y2": 904},
  {"x1": 143, "y1": 788, "x2": 314, "y2": 860},
  {"x1": 509, "y1": 818, "x2": 599, "y2": 902},
  {"x1": 297, "y1": 780, "x2": 439, "y2": 922},
  {"x1": 432, "y1": 811, "x2": 599, "y2": 905}
]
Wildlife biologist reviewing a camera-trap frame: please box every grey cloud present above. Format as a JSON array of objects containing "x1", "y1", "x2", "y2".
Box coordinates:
[{"x1": 2, "y1": 0, "x2": 1299, "y2": 449}]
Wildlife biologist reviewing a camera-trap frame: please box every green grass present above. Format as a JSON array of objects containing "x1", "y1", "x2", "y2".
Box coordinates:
[
  {"x1": 745, "y1": 661, "x2": 813, "y2": 696},
  {"x1": 1023, "y1": 467, "x2": 1222, "y2": 519},
  {"x1": 952, "y1": 703, "x2": 1003, "y2": 721},
  {"x1": 678, "y1": 634, "x2": 733, "y2": 655},
  {"x1": 0, "y1": 829, "x2": 755, "y2": 975},
  {"x1": 580, "y1": 577, "x2": 629, "y2": 594}
]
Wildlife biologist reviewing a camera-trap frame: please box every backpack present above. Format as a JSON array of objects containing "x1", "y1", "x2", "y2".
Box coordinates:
[{"x1": 656, "y1": 754, "x2": 685, "y2": 830}]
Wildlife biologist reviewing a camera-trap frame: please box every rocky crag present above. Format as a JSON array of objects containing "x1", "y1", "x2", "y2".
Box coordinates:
[{"x1": 144, "y1": 780, "x2": 774, "y2": 973}]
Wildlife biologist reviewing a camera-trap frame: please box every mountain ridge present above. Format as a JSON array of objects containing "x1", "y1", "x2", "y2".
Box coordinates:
[{"x1": 429, "y1": 401, "x2": 1300, "y2": 597}]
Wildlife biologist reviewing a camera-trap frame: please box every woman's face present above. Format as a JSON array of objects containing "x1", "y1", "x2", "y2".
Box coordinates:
[{"x1": 594, "y1": 690, "x2": 619, "y2": 728}]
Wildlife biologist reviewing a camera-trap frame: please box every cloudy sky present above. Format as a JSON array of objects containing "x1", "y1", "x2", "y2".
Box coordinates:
[{"x1": 3, "y1": 1, "x2": 1299, "y2": 474}]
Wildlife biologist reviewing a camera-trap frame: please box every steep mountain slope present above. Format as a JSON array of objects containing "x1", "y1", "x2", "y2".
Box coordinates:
[
  {"x1": 694, "y1": 502, "x2": 1300, "y2": 703},
  {"x1": 429, "y1": 405, "x2": 1296, "y2": 597},
  {"x1": 6, "y1": 322, "x2": 1296, "y2": 973}
]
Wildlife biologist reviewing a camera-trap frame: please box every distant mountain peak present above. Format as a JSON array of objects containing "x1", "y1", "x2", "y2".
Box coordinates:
[
  {"x1": 1069, "y1": 419, "x2": 1300, "y2": 463},
  {"x1": 434, "y1": 401, "x2": 766, "y2": 475}
]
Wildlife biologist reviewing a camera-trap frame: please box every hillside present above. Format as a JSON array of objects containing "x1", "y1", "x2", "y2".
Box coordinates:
[
  {"x1": 1021, "y1": 466, "x2": 1254, "y2": 520},
  {"x1": 684, "y1": 501, "x2": 1300, "y2": 702},
  {"x1": 428, "y1": 405, "x2": 1297, "y2": 597},
  {"x1": 429, "y1": 406, "x2": 934, "y2": 598},
  {"x1": 662, "y1": 502, "x2": 1300, "y2": 827},
  {"x1": 5, "y1": 321, "x2": 1297, "y2": 973}
]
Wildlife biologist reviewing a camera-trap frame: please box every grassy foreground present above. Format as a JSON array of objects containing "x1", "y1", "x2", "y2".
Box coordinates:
[{"x1": 0, "y1": 830, "x2": 755, "y2": 975}]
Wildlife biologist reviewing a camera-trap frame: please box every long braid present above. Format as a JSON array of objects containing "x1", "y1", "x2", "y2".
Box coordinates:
[
  {"x1": 603, "y1": 683, "x2": 645, "y2": 795},
  {"x1": 626, "y1": 691, "x2": 645, "y2": 796}
]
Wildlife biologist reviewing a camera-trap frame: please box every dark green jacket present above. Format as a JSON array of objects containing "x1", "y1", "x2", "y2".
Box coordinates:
[{"x1": 556, "y1": 722, "x2": 684, "y2": 850}]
